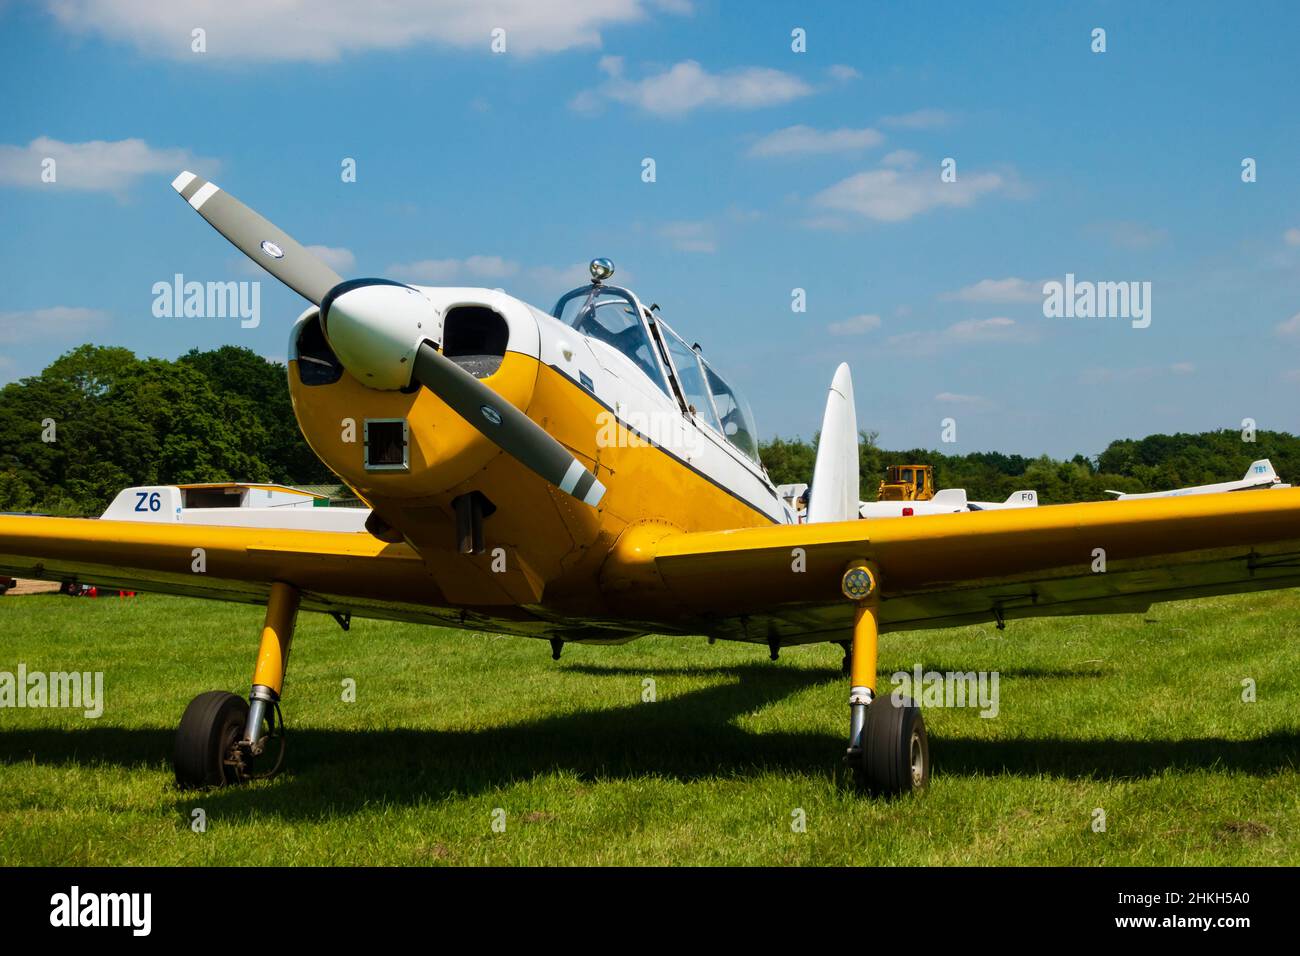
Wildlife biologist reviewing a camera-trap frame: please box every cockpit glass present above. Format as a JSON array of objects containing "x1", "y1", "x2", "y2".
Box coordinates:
[
  {"x1": 700, "y1": 359, "x2": 760, "y2": 463},
  {"x1": 554, "y1": 288, "x2": 666, "y2": 394},
  {"x1": 659, "y1": 322, "x2": 720, "y2": 430}
]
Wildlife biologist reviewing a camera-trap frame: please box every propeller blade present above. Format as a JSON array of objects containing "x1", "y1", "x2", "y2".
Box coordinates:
[
  {"x1": 171, "y1": 170, "x2": 605, "y2": 508},
  {"x1": 411, "y1": 343, "x2": 606, "y2": 508},
  {"x1": 170, "y1": 170, "x2": 342, "y2": 305}
]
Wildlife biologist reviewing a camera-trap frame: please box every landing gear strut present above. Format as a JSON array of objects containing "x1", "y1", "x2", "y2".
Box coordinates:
[
  {"x1": 174, "y1": 581, "x2": 299, "y2": 789},
  {"x1": 841, "y1": 561, "x2": 929, "y2": 796}
]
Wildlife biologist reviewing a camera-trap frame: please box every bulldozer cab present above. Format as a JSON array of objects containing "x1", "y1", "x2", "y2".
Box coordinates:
[{"x1": 877, "y1": 464, "x2": 935, "y2": 501}]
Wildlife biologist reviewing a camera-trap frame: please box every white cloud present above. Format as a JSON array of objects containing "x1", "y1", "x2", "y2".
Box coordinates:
[
  {"x1": 0, "y1": 306, "x2": 109, "y2": 345},
  {"x1": 748, "y1": 125, "x2": 883, "y2": 157},
  {"x1": 387, "y1": 255, "x2": 519, "y2": 283},
  {"x1": 725, "y1": 205, "x2": 761, "y2": 223},
  {"x1": 828, "y1": 64, "x2": 861, "y2": 82},
  {"x1": 44, "y1": 0, "x2": 686, "y2": 60},
  {"x1": 887, "y1": 317, "x2": 1029, "y2": 355},
  {"x1": 828, "y1": 313, "x2": 881, "y2": 335},
  {"x1": 1284, "y1": 228, "x2": 1300, "y2": 246},
  {"x1": 1276, "y1": 313, "x2": 1300, "y2": 338},
  {"x1": 525, "y1": 262, "x2": 599, "y2": 292},
  {"x1": 1090, "y1": 220, "x2": 1168, "y2": 251},
  {"x1": 880, "y1": 149, "x2": 920, "y2": 169},
  {"x1": 934, "y1": 391, "x2": 988, "y2": 406},
  {"x1": 1078, "y1": 364, "x2": 1193, "y2": 386},
  {"x1": 305, "y1": 245, "x2": 356, "y2": 273},
  {"x1": 658, "y1": 220, "x2": 716, "y2": 253},
  {"x1": 881, "y1": 109, "x2": 952, "y2": 130},
  {"x1": 812, "y1": 165, "x2": 1008, "y2": 223},
  {"x1": 940, "y1": 277, "x2": 1042, "y2": 304},
  {"x1": 0, "y1": 136, "x2": 217, "y2": 193},
  {"x1": 575, "y1": 59, "x2": 813, "y2": 116},
  {"x1": 944, "y1": 317, "x2": 1020, "y2": 341}
]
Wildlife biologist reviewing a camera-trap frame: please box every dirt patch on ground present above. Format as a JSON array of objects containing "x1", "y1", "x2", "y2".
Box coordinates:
[{"x1": 2, "y1": 579, "x2": 62, "y2": 596}]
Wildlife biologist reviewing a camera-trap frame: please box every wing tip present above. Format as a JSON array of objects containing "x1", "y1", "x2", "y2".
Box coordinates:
[{"x1": 171, "y1": 170, "x2": 197, "y2": 193}]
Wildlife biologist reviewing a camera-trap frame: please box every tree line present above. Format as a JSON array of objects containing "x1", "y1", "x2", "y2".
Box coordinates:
[
  {"x1": 0, "y1": 345, "x2": 332, "y2": 515},
  {"x1": 1, "y1": 345, "x2": 1296, "y2": 515},
  {"x1": 760, "y1": 429, "x2": 1300, "y2": 504}
]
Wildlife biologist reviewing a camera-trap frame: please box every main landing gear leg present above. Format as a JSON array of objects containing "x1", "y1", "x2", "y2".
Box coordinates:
[
  {"x1": 174, "y1": 581, "x2": 300, "y2": 789},
  {"x1": 841, "y1": 561, "x2": 929, "y2": 797}
]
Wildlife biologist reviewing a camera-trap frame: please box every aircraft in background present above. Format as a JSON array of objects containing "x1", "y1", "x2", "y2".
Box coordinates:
[
  {"x1": 1107, "y1": 459, "x2": 1287, "y2": 499},
  {"x1": 4, "y1": 172, "x2": 1300, "y2": 798},
  {"x1": 859, "y1": 489, "x2": 1038, "y2": 518},
  {"x1": 778, "y1": 479, "x2": 1038, "y2": 521}
]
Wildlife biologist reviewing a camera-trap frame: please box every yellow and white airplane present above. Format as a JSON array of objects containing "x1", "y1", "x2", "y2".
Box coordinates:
[{"x1": 3, "y1": 171, "x2": 1300, "y2": 796}]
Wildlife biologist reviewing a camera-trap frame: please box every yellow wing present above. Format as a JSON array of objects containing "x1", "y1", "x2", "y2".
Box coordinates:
[
  {"x1": 601, "y1": 489, "x2": 1300, "y2": 645},
  {"x1": 0, "y1": 515, "x2": 509, "y2": 631}
]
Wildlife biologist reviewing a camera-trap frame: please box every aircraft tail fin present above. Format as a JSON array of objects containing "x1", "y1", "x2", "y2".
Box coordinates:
[
  {"x1": 1246, "y1": 459, "x2": 1278, "y2": 483},
  {"x1": 806, "y1": 363, "x2": 859, "y2": 523},
  {"x1": 1006, "y1": 490, "x2": 1038, "y2": 506}
]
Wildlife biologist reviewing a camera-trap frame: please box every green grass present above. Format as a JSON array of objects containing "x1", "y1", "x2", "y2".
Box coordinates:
[{"x1": 1, "y1": 589, "x2": 1297, "y2": 865}]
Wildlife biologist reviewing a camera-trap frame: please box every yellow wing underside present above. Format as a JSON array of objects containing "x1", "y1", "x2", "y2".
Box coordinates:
[
  {"x1": 4, "y1": 488, "x2": 1300, "y2": 646},
  {"x1": 607, "y1": 488, "x2": 1300, "y2": 644},
  {"x1": 0, "y1": 516, "x2": 532, "y2": 635}
]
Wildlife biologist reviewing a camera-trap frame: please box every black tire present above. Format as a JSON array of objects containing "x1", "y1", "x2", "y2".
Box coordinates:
[
  {"x1": 174, "y1": 691, "x2": 249, "y2": 790},
  {"x1": 857, "y1": 696, "x2": 929, "y2": 796}
]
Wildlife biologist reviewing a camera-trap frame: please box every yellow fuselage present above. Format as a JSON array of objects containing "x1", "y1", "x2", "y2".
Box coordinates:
[{"x1": 288, "y1": 352, "x2": 775, "y2": 624}]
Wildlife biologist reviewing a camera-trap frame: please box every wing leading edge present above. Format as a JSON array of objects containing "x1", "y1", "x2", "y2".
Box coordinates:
[
  {"x1": 601, "y1": 489, "x2": 1300, "y2": 644},
  {"x1": 0, "y1": 514, "x2": 456, "y2": 626}
]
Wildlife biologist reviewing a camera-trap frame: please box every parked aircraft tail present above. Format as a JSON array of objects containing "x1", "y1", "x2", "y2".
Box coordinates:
[
  {"x1": 1245, "y1": 459, "x2": 1278, "y2": 483},
  {"x1": 807, "y1": 363, "x2": 859, "y2": 523}
]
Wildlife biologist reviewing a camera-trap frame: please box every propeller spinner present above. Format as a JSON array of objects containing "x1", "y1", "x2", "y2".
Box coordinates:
[{"x1": 170, "y1": 171, "x2": 605, "y2": 508}]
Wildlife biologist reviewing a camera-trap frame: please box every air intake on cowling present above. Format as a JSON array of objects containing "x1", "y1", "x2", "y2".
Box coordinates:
[{"x1": 441, "y1": 305, "x2": 508, "y2": 378}]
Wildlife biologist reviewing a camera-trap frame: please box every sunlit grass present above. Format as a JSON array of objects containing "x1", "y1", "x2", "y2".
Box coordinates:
[{"x1": 1, "y1": 590, "x2": 1297, "y2": 865}]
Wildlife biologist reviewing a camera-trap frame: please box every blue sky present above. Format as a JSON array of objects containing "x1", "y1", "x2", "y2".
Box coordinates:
[{"x1": 2, "y1": 0, "x2": 1298, "y2": 459}]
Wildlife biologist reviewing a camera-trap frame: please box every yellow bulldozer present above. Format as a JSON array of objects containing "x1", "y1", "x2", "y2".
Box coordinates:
[{"x1": 877, "y1": 464, "x2": 935, "y2": 502}]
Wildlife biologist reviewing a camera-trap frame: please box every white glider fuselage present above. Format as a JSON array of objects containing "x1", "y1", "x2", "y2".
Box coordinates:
[{"x1": 1108, "y1": 460, "x2": 1285, "y2": 500}]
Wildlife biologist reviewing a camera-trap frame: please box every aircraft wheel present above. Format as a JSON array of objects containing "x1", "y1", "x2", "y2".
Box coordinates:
[
  {"x1": 174, "y1": 691, "x2": 250, "y2": 789},
  {"x1": 855, "y1": 696, "x2": 929, "y2": 796}
]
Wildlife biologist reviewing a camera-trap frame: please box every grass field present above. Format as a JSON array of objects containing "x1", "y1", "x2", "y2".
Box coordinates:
[{"x1": 1, "y1": 589, "x2": 1297, "y2": 866}]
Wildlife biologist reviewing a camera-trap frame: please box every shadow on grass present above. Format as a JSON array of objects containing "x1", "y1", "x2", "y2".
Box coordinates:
[
  {"x1": 567, "y1": 662, "x2": 1102, "y2": 680},
  {"x1": 0, "y1": 662, "x2": 1296, "y2": 820},
  {"x1": 933, "y1": 733, "x2": 1300, "y2": 781}
]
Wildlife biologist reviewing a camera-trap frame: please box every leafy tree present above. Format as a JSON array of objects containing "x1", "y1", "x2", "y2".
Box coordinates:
[
  {"x1": 4, "y1": 344, "x2": 1299, "y2": 517},
  {"x1": 760, "y1": 429, "x2": 1300, "y2": 506},
  {"x1": 179, "y1": 346, "x2": 333, "y2": 483},
  {"x1": 759, "y1": 435, "x2": 818, "y2": 486},
  {"x1": 0, "y1": 346, "x2": 289, "y2": 515}
]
